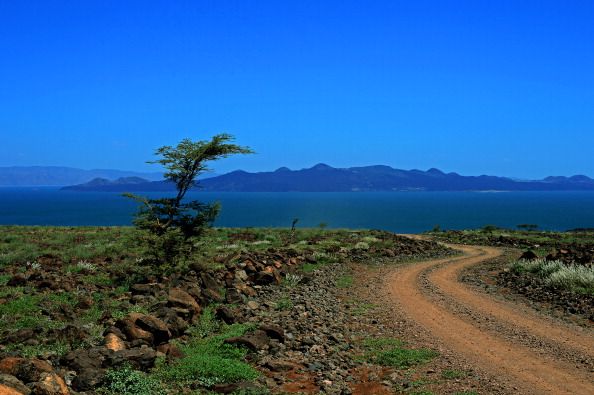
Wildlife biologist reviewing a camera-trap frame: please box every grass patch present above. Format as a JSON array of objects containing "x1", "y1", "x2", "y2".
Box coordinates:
[
  {"x1": 511, "y1": 259, "x2": 594, "y2": 294},
  {"x1": 336, "y1": 274, "x2": 353, "y2": 288},
  {"x1": 363, "y1": 337, "x2": 438, "y2": 369},
  {"x1": 99, "y1": 365, "x2": 165, "y2": 395},
  {"x1": 155, "y1": 322, "x2": 258, "y2": 387}
]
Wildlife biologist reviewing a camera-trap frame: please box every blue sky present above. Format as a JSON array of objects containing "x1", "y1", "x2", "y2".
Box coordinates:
[{"x1": 0, "y1": 0, "x2": 593, "y2": 179}]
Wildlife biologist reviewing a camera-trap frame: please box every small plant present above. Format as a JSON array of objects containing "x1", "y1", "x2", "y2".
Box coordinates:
[
  {"x1": 26, "y1": 261, "x2": 41, "y2": 270},
  {"x1": 363, "y1": 337, "x2": 438, "y2": 369},
  {"x1": 275, "y1": 296, "x2": 293, "y2": 310},
  {"x1": 354, "y1": 241, "x2": 370, "y2": 250},
  {"x1": 99, "y1": 365, "x2": 165, "y2": 395},
  {"x1": 77, "y1": 260, "x2": 97, "y2": 272},
  {"x1": 155, "y1": 323, "x2": 258, "y2": 387},
  {"x1": 336, "y1": 274, "x2": 353, "y2": 288},
  {"x1": 283, "y1": 273, "x2": 303, "y2": 287},
  {"x1": 510, "y1": 259, "x2": 594, "y2": 294}
]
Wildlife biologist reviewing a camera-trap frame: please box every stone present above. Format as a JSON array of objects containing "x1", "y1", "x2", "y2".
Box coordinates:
[
  {"x1": 134, "y1": 315, "x2": 171, "y2": 345},
  {"x1": 105, "y1": 347, "x2": 157, "y2": 370},
  {"x1": 0, "y1": 358, "x2": 53, "y2": 383},
  {"x1": 246, "y1": 301, "x2": 259, "y2": 310},
  {"x1": 202, "y1": 288, "x2": 224, "y2": 303},
  {"x1": 215, "y1": 307, "x2": 237, "y2": 325},
  {"x1": 224, "y1": 330, "x2": 270, "y2": 351},
  {"x1": 0, "y1": 374, "x2": 30, "y2": 395},
  {"x1": 154, "y1": 308, "x2": 188, "y2": 337},
  {"x1": 200, "y1": 272, "x2": 220, "y2": 291},
  {"x1": 167, "y1": 288, "x2": 201, "y2": 317},
  {"x1": 103, "y1": 333, "x2": 126, "y2": 352},
  {"x1": 0, "y1": 384, "x2": 26, "y2": 395},
  {"x1": 253, "y1": 271, "x2": 275, "y2": 285},
  {"x1": 519, "y1": 250, "x2": 538, "y2": 261},
  {"x1": 115, "y1": 314, "x2": 154, "y2": 344},
  {"x1": 29, "y1": 372, "x2": 69, "y2": 395},
  {"x1": 61, "y1": 348, "x2": 105, "y2": 372},
  {"x1": 259, "y1": 324, "x2": 285, "y2": 342},
  {"x1": 71, "y1": 369, "x2": 105, "y2": 392},
  {"x1": 6, "y1": 274, "x2": 27, "y2": 287},
  {"x1": 130, "y1": 283, "x2": 158, "y2": 296},
  {"x1": 155, "y1": 344, "x2": 184, "y2": 360},
  {"x1": 225, "y1": 288, "x2": 243, "y2": 304},
  {"x1": 264, "y1": 360, "x2": 299, "y2": 372}
]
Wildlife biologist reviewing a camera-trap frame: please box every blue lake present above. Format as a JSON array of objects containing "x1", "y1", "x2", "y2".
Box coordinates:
[{"x1": 1, "y1": 188, "x2": 593, "y2": 233}]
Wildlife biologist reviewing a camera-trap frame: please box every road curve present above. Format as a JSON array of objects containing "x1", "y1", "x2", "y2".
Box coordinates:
[{"x1": 386, "y1": 245, "x2": 594, "y2": 395}]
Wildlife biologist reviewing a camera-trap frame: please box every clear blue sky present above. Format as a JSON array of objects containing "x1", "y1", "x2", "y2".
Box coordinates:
[{"x1": 1, "y1": 0, "x2": 593, "y2": 179}]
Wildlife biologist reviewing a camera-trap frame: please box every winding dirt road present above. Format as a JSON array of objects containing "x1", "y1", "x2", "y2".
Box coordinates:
[{"x1": 386, "y1": 244, "x2": 594, "y2": 395}]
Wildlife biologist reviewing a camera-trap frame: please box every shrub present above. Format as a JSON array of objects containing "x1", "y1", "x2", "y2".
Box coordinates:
[
  {"x1": 99, "y1": 365, "x2": 165, "y2": 395},
  {"x1": 125, "y1": 135, "x2": 253, "y2": 269}
]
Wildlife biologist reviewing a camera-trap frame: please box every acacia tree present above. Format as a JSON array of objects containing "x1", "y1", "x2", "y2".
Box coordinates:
[{"x1": 126, "y1": 134, "x2": 253, "y2": 266}]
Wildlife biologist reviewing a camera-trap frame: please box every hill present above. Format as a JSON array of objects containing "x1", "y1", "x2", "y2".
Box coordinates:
[
  {"x1": 61, "y1": 164, "x2": 594, "y2": 192},
  {"x1": 0, "y1": 166, "x2": 163, "y2": 186}
]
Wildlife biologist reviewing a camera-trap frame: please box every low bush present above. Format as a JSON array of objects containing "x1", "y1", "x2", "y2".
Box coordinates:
[{"x1": 510, "y1": 259, "x2": 594, "y2": 294}]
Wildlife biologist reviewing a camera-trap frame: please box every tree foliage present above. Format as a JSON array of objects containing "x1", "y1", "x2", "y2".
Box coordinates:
[{"x1": 125, "y1": 134, "x2": 253, "y2": 266}]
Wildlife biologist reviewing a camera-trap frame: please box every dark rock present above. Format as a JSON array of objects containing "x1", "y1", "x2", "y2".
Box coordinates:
[
  {"x1": 115, "y1": 314, "x2": 154, "y2": 344},
  {"x1": 154, "y1": 308, "x2": 188, "y2": 337},
  {"x1": 167, "y1": 288, "x2": 201, "y2": 319},
  {"x1": 104, "y1": 347, "x2": 156, "y2": 370},
  {"x1": 253, "y1": 271, "x2": 275, "y2": 285},
  {"x1": 130, "y1": 283, "x2": 158, "y2": 296},
  {"x1": 6, "y1": 274, "x2": 28, "y2": 287},
  {"x1": 1, "y1": 329, "x2": 35, "y2": 345},
  {"x1": 224, "y1": 330, "x2": 270, "y2": 351},
  {"x1": 215, "y1": 307, "x2": 237, "y2": 325},
  {"x1": 51, "y1": 325, "x2": 89, "y2": 345},
  {"x1": 0, "y1": 373, "x2": 31, "y2": 394},
  {"x1": 61, "y1": 348, "x2": 105, "y2": 372},
  {"x1": 134, "y1": 315, "x2": 171, "y2": 345},
  {"x1": 202, "y1": 288, "x2": 224, "y2": 303},
  {"x1": 259, "y1": 324, "x2": 285, "y2": 342},
  {"x1": 211, "y1": 382, "x2": 259, "y2": 394},
  {"x1": 0, "y1": 357, "x2": 53, "y2": 383},
  {"x1": 200, "y1": 272, "x2": 220, "y2": 291},
  {"x1": 28, "y1": 372, "x2": 69, "y2": 395},
  {"x1": 264, "y1": 360, "x2": 299, "y2": 372},
  {"x1": 155, "y1": 343, "x2": 184, "y2": 360},
  {"x1": 71, "y1": 368, "x2": 105, "y2": 391},
  {"x1": 225, "y1": 288, "x2": 243, "y2": 304},
  {"x1": 519, "y1": 250, "x2": 538, "y2": 261}
]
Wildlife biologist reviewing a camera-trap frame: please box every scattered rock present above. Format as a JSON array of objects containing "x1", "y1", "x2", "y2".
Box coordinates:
[
  {"x1": 29, "y1": 372, "x2": 69, "y2": 395},
  {"x1": 224, "y1": 330, "x2": 270, "y2": 351},
  {"x1": 0, "y1": 374, "x2": 30, "y2": 394}
]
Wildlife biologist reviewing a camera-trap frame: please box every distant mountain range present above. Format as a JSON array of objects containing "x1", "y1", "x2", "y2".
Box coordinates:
[
  {"x1": 61, "y1": 164, "x2": 594, "y2": 192},
  {"x1": 0, "y1": 166, "x2": 163, "y2": 186}
]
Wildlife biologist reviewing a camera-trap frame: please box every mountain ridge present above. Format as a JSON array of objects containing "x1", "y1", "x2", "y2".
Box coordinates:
[
  {"x1": 0, "y1": 166, "x2": 163, "y2": 186},
  {"x1": 61, "y1": 164, "x2": 594, "y2": 192}
]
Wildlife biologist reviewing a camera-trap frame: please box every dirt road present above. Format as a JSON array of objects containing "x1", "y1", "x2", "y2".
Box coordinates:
[{"x1": 386, "y1": 245, "x2": 594, "y2": 394}]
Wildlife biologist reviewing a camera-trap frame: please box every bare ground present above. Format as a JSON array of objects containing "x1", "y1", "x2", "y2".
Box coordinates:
[{"x1": 351, "y1": 241, "x2": 594, "y2": 394}]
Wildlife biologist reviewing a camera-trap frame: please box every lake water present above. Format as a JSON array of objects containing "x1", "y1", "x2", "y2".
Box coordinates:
[{"x1": 1, "y1": 188, "x2": 593, "y2": 233}]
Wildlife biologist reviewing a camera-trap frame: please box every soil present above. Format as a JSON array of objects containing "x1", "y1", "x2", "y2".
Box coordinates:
[{"x1": 368, "y1": 243, "x2": 594, "y2": 394}]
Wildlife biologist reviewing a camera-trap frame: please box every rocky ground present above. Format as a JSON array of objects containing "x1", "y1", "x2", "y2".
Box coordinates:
[{"x1": 0, "y1": 227, "x2": 455, "y2": 394}]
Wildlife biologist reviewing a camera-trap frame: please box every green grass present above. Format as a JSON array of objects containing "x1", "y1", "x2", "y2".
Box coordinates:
[
  {"x1": 99, "y1": 365, "x2": 165, "y2": 395},
  {"x1": 362, "y1": 337, "x2": 438, "y2": 369},
  {"x1": 155, "y1": 322, "x2": 259, "y2": 387},
  {"x1": 336, "y1": 274, "x2": 353, "y2": 288},
  {"x1": 275, "y1": 295, "x2": 293, "y2": 310}
]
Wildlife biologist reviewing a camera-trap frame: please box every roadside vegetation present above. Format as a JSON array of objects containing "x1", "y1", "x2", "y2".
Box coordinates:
[
  {"x1": 0, "y1": 224, "x2": 452, "y2": 394},
  {"x1": 510, "y1": 259, "x2": 594, "y2": 295}
]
